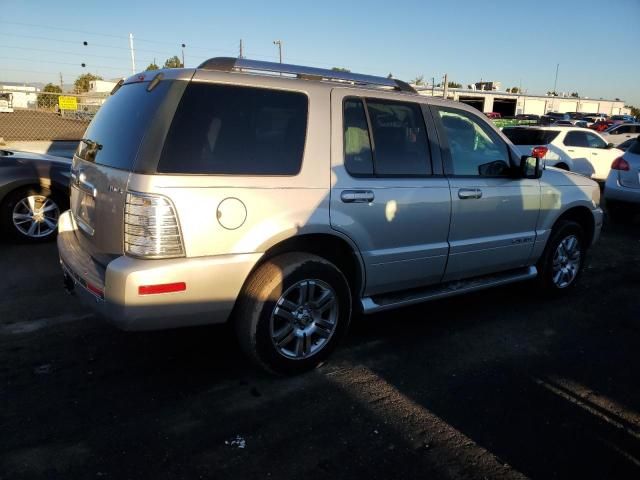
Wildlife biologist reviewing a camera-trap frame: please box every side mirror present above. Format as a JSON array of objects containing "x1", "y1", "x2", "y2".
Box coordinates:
[
  {"x1": 607, "y1": 143, "x2": 615, "y2": 149},
  {"x1": 520, "y1": 155, "x2": 542, "y2": 179}
]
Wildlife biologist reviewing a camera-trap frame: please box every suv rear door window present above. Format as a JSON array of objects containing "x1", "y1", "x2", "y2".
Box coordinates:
[
  {"x1": 563, "y1": 131, "x2": 588, "y2": 147},
  {"x1": 365, "y1": 99, "x2": 432, "y2": 176},
  {"x1": 158, "y1": 83, "x2": 308, "y2": 175},
  {"x1": 343, "y1": 98, "x2": 374, "y2": 176},
  {"x1": 502, "y1": 128, "x2": 560, "y2": 145}
]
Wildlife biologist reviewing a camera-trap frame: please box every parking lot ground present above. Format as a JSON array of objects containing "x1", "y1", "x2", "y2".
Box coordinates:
[{"x1": 1, "y1": 220, "x2": 639, "y2": 480}]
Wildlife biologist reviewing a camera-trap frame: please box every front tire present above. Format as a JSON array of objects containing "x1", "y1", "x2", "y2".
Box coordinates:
[
  {"x1": 537, "y1": 220, "x2": 586, "y2": 292},
  {"x1": 235, "y1": 253, "x2": 352, "y2": 375}
]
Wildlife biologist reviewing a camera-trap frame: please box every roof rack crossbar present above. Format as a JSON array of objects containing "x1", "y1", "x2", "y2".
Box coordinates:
[{"x1": 197, "y1": 57, "x2": 417, "y2": 94}]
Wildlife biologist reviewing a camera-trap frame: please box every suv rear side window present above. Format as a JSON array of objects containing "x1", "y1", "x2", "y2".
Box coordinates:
[
  {"x1": 503, "y1": 128, "x2": 561, "y2": 145},
  {"x1": 563, "y1": 131, "x2": 588, "y2": 147},
  {"x1": 158, "y1": 83, "x2": 308, "y2": 175}
]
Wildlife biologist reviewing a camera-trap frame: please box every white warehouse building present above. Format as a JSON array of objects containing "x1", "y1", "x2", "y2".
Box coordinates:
[{"x1": 415, "y1": 87, "x2": 628, "y2": 117}]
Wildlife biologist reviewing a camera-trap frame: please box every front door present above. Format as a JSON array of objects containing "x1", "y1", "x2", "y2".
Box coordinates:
[
  {"x1": 431, "y1": 106, "x2": 540, "y2": 282},
  {"x1": 329, "y1": 89, "x2": 451, "y2": 296}
]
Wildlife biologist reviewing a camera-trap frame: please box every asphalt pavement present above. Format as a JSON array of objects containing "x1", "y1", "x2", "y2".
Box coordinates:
[{"x1": 1, "y1": 220, "x2": 639, "y2": 479}]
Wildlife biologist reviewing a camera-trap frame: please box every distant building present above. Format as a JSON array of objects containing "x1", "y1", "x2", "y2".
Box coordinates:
[
  {"x1": 0, "y1": 84, "x2": 38, "y2": 109},
  {"x1": 416, "y1": 86, "x2": 628, "y2": 117},
  {"x1": 474, "y1": 81, "x2": 502, "y2": 92},
  {"x1": 88, "y1": 80, "x2": 118, "y2": 94}
]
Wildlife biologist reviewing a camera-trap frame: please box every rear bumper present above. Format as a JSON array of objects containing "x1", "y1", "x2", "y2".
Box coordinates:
[
  {"x1": 57, "y1": 210, "x2": 262, "y2": 331},
  {"x1": 604, "y1": 176, "x2": 640, "y2": 205}
]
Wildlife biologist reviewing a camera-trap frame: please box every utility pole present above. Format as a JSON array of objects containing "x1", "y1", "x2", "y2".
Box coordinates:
[
  {"x1": 239, "y1": 39, "x2": 244, "y2": 58},
  {"x1": 273, "y1": 40, "x2": 283, "y2": 63},
  {"x1": 129, "y1": 33, "x2": 136, "y2": 74},
  {"x1": 431, "y1": 76, "x2": 435, "y2": 97},
  {"x1": 443, "y1": 73, "x2": 448, "y2": 98},
  {"x1": 553, "y1": 63, "x2": 559, "y2": 95},
  {"x1": 59, "y1": 72, "x2": 63, "y2": 91},
  {"x1": 181, "y1": 43, "x2": 186, "y2": 67}
]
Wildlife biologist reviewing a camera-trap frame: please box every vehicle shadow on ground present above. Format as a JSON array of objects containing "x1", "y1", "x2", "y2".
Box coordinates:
[{"x1": 1, "y1": 221, "x2": 639, "y2": 479}]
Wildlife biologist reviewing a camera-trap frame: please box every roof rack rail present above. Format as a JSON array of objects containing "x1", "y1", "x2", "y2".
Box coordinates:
[{"x1": 197, "y1": 57, "x2": 417, "y2": 94}]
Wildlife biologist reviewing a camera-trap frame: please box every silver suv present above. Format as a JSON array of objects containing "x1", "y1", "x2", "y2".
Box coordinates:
[{"x1": 58, "y1": 58, "x2": 603, "y2": 373}]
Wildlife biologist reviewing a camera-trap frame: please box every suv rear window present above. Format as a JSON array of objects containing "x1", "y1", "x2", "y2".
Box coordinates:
[
  {"x1": 78, "y1": 81, "x2": 174, "y2": 170},
  {"x1": 503, "y1": 128, "x2": 560, "y2": 145},
  {"x1": 158, "y1": 83, "x2": 308, "y2": 175}
]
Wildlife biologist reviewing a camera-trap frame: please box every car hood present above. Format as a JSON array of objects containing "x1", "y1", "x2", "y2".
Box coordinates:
[
  {"x1": 542, "y1": 166, "x2": 597, "y2": 187},
  {"x1": 0, "y1": 149, "x2": 71, "y2": 166}
]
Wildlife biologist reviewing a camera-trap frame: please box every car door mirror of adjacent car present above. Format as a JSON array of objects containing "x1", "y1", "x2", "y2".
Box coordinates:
[
  {"x1": 606, "y1": 142, "x2": 615, "y2": 149},
  {"x1": 520, "y1": 155, "x2": 542, "y2": 179}
]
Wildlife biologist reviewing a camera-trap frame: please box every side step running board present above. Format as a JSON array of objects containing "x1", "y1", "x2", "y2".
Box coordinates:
[{"x1": 361, "y1": 266, "x2": 537, "y2": 314}]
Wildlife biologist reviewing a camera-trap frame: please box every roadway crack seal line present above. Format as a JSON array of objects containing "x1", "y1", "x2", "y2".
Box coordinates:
[{"x1": 0, "y1": 313, "x2": 94, "y2": 335}]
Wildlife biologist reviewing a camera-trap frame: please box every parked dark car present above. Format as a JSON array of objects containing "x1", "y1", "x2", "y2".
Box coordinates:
[
  {"x1": 515, "y1": 114, "x2": 540, "y2": 121},
  {"x1": 0, "y1": 149, "x2": 71, "y2": 242}
]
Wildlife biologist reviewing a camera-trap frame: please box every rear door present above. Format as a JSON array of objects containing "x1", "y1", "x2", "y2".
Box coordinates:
[
  {"x1": 70, "y1": 77, "x2": 186, "y2": 266},
  {"x1": 330, "y1": 90, "x2": 450, "y2": 296},
  {"x1": 432, "y1": 106, "x2": 540, "y2": 281}
]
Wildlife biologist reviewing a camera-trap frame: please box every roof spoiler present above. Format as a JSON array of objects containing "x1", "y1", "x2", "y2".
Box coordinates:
[{"x1": 197, "y1": 57, "x2": 417, "y2": 94}]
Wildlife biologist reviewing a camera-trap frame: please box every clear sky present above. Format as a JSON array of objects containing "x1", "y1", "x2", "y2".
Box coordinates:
[{"x1": 1, "y1": 0, "x2": 639, "y2": 104}]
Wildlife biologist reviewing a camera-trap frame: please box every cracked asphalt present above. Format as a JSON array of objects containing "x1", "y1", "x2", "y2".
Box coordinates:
[{"x1": 1, "y1": 218, "x2": 639, "y2": 479}]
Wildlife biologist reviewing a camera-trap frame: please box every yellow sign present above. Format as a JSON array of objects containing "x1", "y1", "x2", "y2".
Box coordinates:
[{"x1": 58, "y1": 96, "x2": 78, "y2": 111}]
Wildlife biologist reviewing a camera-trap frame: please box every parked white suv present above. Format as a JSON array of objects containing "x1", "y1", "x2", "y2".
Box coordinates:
[
  {"x1": 57, "y1": 58, "x2": 603, "y2": 373},
  {"x1": 503, "y1": 126, "x2": 624, "y2": 181}
]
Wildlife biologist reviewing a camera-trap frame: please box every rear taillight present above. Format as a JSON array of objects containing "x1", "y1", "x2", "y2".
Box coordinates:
[
  {"x1": 531, "y1": 146, "x2": 548, "y2": 158},
  {"x1": 611, "y1": 156, "x2": 630, "y2": 171},
  {"x1": 124, "y1": 192, "x2": 184, "y2": 258}
]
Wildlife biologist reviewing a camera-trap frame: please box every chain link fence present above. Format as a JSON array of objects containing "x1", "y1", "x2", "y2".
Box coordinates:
[{"x1": 0, "y1": 89, "x2": 108, "y2": 142}]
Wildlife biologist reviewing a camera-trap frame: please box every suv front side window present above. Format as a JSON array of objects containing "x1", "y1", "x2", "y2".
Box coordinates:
[
  {"x1": 437, "y1": 108, "x2": 510, "y2": 177},
  {"x1": 585, "y1": 132, "x2": 607, "y2": 149}
]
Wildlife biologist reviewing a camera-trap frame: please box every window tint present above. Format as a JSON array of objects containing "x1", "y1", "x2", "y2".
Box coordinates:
[
  {"x1": 366, "y1": 99, "x2": 431, "y2": 176},
  {"x1": 563, "y1": 131, "x2": 588, "y2": 147},
  {"x1": 628, "y1": 138, "x2": 640, "y2": 155},
  {"x1": 438, "y1": 109, "x2": 510, "y2": 176},
  {"x1": 503, "y1": 128, "x2": 560, "y2": 145},
  {"x1": 343, "y1": 99, "x2": 374, "y2": 176},
  {"x1": 616, "y1": 126, "x2": 631, "y2": 134},
  {"x1": 79, "y1": 81, "x2": 174, "y2": 170},
  {"x1": 158, "y1": 83, "x2": 307, "y2": 175},
  {"x1": 585, "y1": 132, "x2": 607, "y2": 149}
]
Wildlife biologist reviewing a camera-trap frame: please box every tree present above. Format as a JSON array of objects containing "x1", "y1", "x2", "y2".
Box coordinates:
[
  {"x1": 448, "y1": 81, "x2": 462, "y2": 88},
  {"x1": 626, "y1": 105, "x2": 640, "y2": 117},
  {"x1": 145, "y1": 62, "x2": 160, "y2": 71},
  {"x1": 74, "y1": 73, "x2": 103, "y2": 93},
  {"x1": 570, "y1": 92, "x2": 580, "y2": 98},
  {"x1": 547, "y1": 91, "x2": 558, "y2": 96},
  {"x1": 411, "y1": 75, "x2": 425, "y2": 86},
  {"x1": 510, "y1": 86, "x2": 519, "y2": 94},
  {"x1": 37, "y1": 83, "x2": 62, "y2": 109},
  {"x1": 387, "y1": 73, "x2": 393, "y2": 79},
  {"x1": 331, "y1": 67, "x2": 351, "y2": 73},
  {"x1": 163, "y1": 56, "x2": 183, "y2": 68}
]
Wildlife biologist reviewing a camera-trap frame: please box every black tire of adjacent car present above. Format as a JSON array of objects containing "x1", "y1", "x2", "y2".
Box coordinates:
[
  {"x1": 536, "y1": 220, "x2": 586, "y2": 293},
  {"x1": 234, "y1": 253, "x2": 352, "y2": 375},
  {"x1": 0, "y1": 186, "x2": 65, "y2": 243}
]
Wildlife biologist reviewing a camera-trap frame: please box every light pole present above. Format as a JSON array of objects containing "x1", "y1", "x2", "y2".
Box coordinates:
[
  {"x1": 273, "y1": 40, "x2": 283, "y2": 64},
  {"x1": 181, "y1": 43, "x2": 186, "y2": 68}
]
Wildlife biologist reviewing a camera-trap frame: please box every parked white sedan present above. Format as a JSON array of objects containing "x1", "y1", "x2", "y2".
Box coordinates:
[
  {"x1": 503, "y1": 126, "x2": 624, "y2": 181},
  {"x1": 601, "y1": 123, "x2": 640, "y2": 147}
]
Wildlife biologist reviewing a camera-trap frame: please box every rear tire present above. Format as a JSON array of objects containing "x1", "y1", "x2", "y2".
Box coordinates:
[
  {"x1": 0, "y1": 186, "x2": 65, "y2": 242},
  {"x1": 537, "y1": 220, "x2": 586, "y2": 293},
  {"x1": 234, "y1": 253, "x2": 352, "y2": 375}
]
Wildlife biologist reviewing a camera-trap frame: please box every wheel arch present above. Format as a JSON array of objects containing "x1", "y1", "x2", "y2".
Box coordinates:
[{"x1": 553, "y1": 205, "x2": 595, "y2": 247}]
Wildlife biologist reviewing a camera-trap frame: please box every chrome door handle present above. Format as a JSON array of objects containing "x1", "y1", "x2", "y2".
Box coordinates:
[
  {"x1": 458, "y1": 188, "x2": 482, "y2": 200},
  {"x1": 341, "y1": 190, "x2": 374, "y2": 203},
  {"x1": 567, "y1": 149, "x2": 575, "y2": 152}
]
